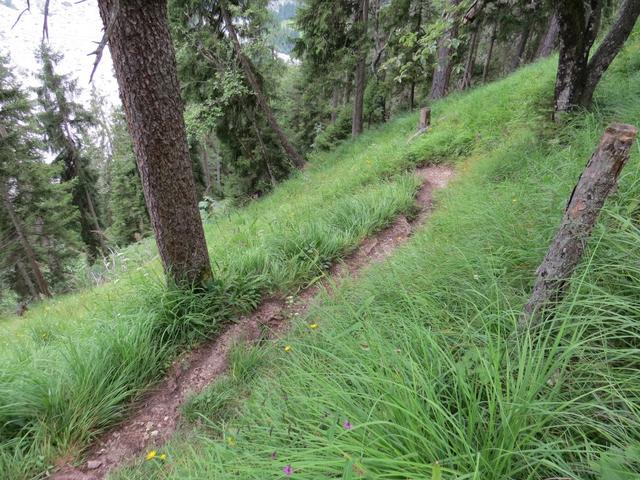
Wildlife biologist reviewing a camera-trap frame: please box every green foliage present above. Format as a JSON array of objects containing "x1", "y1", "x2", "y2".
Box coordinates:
[
  {"x1": 0, "y1": 53, "x2": 81, "y2": 300},
  {"x1": 34, "y1": 45, "x2": 104, "y2": 259},
  {"x1": 170, "y1": 0, "x2": 296, "y2": 199},
  {"x1": 105, "y1": 110, "x2": 149, "y2": 247}
]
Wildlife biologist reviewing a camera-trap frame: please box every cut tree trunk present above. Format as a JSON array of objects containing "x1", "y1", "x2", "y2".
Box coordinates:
[
  {"x1": 2, "y1": 183, "x2": 52, "y2": 298},
  {"x1": 536, "y1": 13, "x2": 560, "y2": 58},
  {"x1": 98, "y1": 0, "x2": 212, "y2": 286},
  {"x1": 429, "y1": 0, "x2": 461, "y2": 100},
  {"x1": 352, "y1": 0, "x2": 369, "y2": 137},
  {"x1": 521, "y1": 123, "x2": 638, "y2": 327},
  {"x1": 419, "y1": 107, "x2": 431, "y2": 130},
  {"x1": 220, "y1": 3, "x2": 305, "y2": 168},
  {"x1": 482, "y1": 22, "x2": 497, "y2": 83}
]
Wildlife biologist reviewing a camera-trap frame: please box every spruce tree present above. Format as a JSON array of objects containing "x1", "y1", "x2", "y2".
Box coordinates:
[
  {"x1": 35, "y1": 45, "x2": 106, "y2": 259},
  {"x1": 0, "y1": 54, "x2": 80, "y2": 300}
]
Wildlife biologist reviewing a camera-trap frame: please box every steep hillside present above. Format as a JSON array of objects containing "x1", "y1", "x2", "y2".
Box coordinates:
[
  {"x1": 114, "y1": 33, "x2": 640, "y2": 480},
  {"x1": 2, "y1": 29, "x2": 640, "y2": 480}
]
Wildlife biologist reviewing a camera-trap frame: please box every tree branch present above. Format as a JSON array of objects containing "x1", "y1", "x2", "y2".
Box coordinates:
[
  {"x1": 88, "y1": 0, "x2": 120, "y2": 82},
  {"x1": 11, "y1": 1, "x2": 31, "y2": 30}
]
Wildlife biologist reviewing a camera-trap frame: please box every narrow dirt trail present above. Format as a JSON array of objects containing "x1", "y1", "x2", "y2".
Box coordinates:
[{"x1": 51, "y1": 165, "x2": 455, "y2": 480}]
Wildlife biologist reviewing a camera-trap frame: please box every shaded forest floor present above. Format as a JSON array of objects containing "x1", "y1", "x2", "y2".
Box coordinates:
[{"x1": 2, "y1": 30, "x2": 640, "y2": 480}]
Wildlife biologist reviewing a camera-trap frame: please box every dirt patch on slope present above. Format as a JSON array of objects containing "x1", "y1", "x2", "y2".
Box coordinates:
[{"x1": 50, "y1": 164, "x2": 454, "y2": 480}]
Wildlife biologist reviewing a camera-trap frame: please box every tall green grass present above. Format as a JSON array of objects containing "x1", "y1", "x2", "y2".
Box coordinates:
[
  {"x1": 0, "y1": 47, "x2": 497, "y2": 477},
  {"x1": 112, "y1": 31, "x2": 640, "y2": 480}
]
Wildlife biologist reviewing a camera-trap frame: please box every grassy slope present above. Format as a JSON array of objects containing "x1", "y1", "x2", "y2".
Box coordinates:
[
  {"x1": 113, "y1": 32, "x2": 640, "y2": 479},
  {"x1": 0, "y1": 56, "x2": 473, "y2": 477}
]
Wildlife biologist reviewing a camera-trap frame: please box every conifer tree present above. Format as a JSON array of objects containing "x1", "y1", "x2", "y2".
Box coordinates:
[
  {"x1": 0, "y1": 54, "x2": 80, "y2": 300},
  {"x1": 35, "y1": 45, "x2": 106, "y2": 259}
]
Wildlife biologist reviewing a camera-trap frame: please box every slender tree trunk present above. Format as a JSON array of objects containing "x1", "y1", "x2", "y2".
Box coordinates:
[
  {"x1": 460, "y1": 24, "x2": 481, "y2": 90},
  {"x1": 352, "y1": 0, "x2": 369, "y2": 137},
  {"x1": 219, "y1": 3, "x2": 305, "y2": 168},
  {"x1": 536, "y1": 13, "x2": 560, "y2": 58},
  {"x1": 521, "y1": 124, "x2": 638, "y2": 327},
  {"x1": 215, "y1": 152, "x2": 222, "y2": 194},
  {"x1": 429, "y1": 0, "x2": 461, "y2": 100},
  {"x1": 580, "y1": 0, "x2": 640, "y2": 107},
  {"x1": 16, "y1": 259, "x2": 38, "y2": 299},
  {"x1": 331, "y1": 87, "x2": 340, "y2": 124},
  {"x1": 98, "y1": 0, "x2": 212, "y2": 286},
  {"x1": 553, "y1": 0, "x2": 602, "y2": 117},
  {"x1": 84, "y1": 188, "x2": 108, "y2": 254},
  {"x1": 509, "y1": 24, "x2": 530, "y2": 72},
  {"x1": 2, "y1": 184, "x2": 51, "y2": 298},
  {"x1": 200, "y1": 144, "x2": 213, "y2": 197},
  {"x1": 482, "y1": 22, "x2": 497, "y2": 83}
]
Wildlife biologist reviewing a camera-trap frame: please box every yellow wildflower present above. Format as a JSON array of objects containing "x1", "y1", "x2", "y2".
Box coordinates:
[
  {"x1": 146, "y1": 450, "x2": 157, "y2": 461},
  {"x1": 284, "y1": 345, "x2": 292, "y2": 352},
  {"x1": 308, "y1": 323, "x2": 319, "y2": 330}
]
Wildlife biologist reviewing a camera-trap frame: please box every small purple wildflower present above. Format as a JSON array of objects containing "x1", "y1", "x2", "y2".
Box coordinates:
[
  {"x1": 283, "y1": 464, "x2": 293, "y2": 476},
  {"x1": 343, "y1": 420, "x2": 352, "y2": 430}
]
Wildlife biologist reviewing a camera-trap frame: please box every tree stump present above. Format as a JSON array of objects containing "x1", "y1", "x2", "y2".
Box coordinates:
[
  {"x1": 521, "y1": 123, "x2": 638, "y2": 327},
  {"x1": 419, "y1": 107, "x2": 431, "y2": 131}
]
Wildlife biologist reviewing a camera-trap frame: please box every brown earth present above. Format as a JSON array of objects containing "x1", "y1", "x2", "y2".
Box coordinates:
[{"x1": 50, "y1": 164, "x2": 455, "y2": 480}]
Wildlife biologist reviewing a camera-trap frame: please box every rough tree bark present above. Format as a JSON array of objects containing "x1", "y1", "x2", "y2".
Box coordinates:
[
  {"x1": 554, "y1": 0, "x2": 640, "y2": 117},
  {"x1": 482, "y1": 22, "x2": 497, "y2": 83},
  {"x1": 2, "y1": 183, "x2": 51, "y2": 298},
  {"x1": 521, "y1": 123, "x2": 638, "y2": 327},
  {"x1": 460, "y1": 23, "x2": 481, "y2": 90},
  {"x1": 536, "y1": 13, "x2": 560, "y2": 58},
  {"x1": 97, "y1": 0, "x2": 213, "y2": 286},
  {"x1": 429, "y1": 0, "x2": 461, "y2": 100},
  {"x1": 219, "y1": 2, "x2": 305, "y2": 168},
  {"x1": 352, "y1": 0, "x2": 369, "y2": 137}
]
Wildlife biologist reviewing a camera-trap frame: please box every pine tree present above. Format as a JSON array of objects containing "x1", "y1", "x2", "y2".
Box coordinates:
[
  {"x1": 35, "y1": 45, "x2": 107, "y2": 259},
  {"x1": 0, "y1": 54, "x2": 80, "y2": 300}
]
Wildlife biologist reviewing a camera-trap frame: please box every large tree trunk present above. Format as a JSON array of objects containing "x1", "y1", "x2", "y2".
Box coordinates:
[
  {"x1": 429, "y1": 0, "x2": 461, "y2": 100},
  {"x1": 536, "y1": 13, "x2": 560, "y2": 58},
  {"x1": 521, "y1": 124, "x2": 638, "y2": 327},
  {"x1": 482, "y1": 22, "x2": 497, "y2": 83},
  {"x1": 553, "y1": 0, "x2": 602, "y2": 117},
  {"x1": 98, "y1": 0, "x2": 212, "y2": 286},
  {"x1": 2, "y1": 183, "x2": 52, "y2": 298},
  {"x1": 580, "y1": 0, "x2": 640, "y2": 107},
  {"x1": 219, "y1": 3, "x2": 305, "y2": 168},
  {"x1": 352, "y1": 0, "x2": 369, "y2": 137},
  {"x1": 459, "y1": 24, "x2": 481, "y2": 90},
  {"x1": 509, "y1": 24, "x2": 530, "y2": 72}
]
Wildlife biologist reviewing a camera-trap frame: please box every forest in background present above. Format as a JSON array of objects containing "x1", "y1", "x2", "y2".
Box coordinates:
[{"x1": 0, "y1": 1, "x2": 636, "y2": 303}]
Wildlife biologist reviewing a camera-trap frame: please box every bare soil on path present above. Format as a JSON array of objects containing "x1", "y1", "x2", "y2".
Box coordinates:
[{"x1": 50, "y1": 164, "x2": 455, "y2": 480}]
